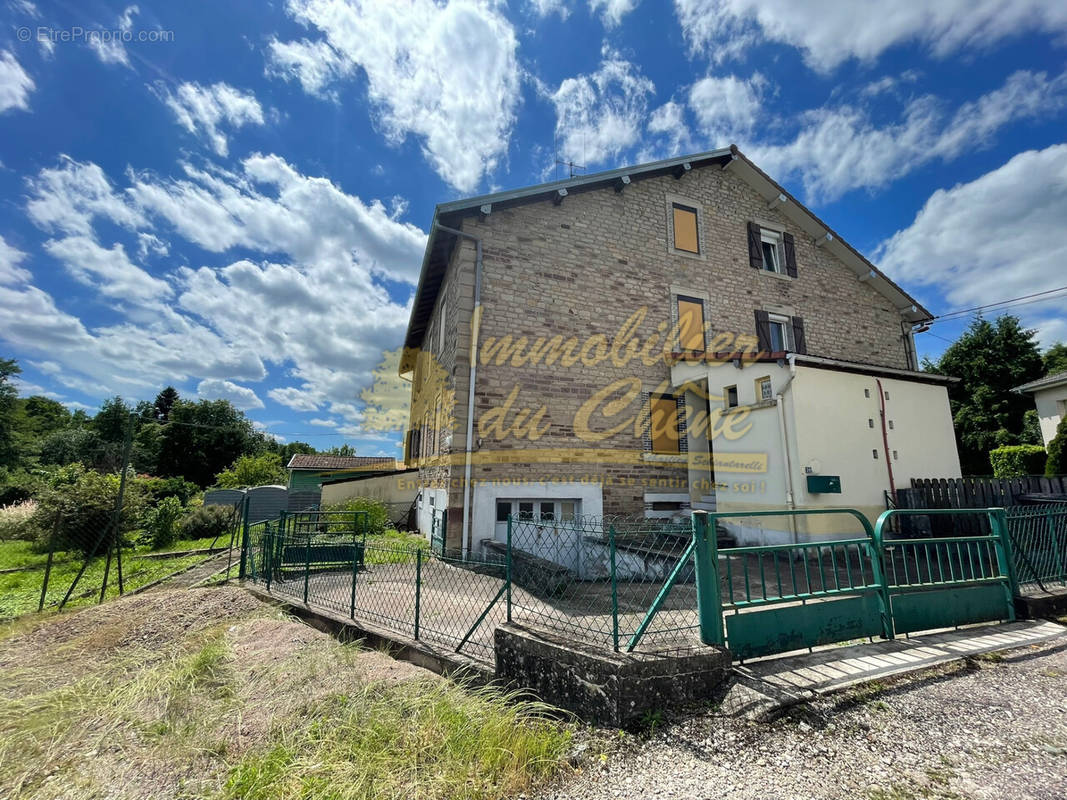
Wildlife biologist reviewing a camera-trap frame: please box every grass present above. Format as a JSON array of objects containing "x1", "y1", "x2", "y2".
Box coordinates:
[{"x1": 0, "y1": 588, "x2": 573, "y2": 800}]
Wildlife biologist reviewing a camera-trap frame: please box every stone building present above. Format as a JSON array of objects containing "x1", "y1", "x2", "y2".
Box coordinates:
[{"x1": 401, "y1": 146, "x2": 960, "y2": 553}]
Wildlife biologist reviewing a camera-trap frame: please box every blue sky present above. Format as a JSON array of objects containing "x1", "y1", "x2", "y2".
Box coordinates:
[{"x1": 1, "y1": 0, "x2": 1066, "y2": 457}]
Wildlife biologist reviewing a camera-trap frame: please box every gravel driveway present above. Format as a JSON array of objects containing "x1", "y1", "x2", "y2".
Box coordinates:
[{"x1": 545, "y1": 638, "x2": 1067, "y2": 800}]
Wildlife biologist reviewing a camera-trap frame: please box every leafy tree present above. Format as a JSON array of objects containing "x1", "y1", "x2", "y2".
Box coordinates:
[
  {"x1": 93, "y1": 396, "x2": 134, "y2": 444},
  {"x1": 16, "y1": 396, "x2": 71, "y2": 440},
  {"x1": 930, "y1": 315, "x2": 1044, "y2": 475},
  {"x1": 214, "y1": 452, "x2": 286, "y2": 488},
  {"x1": 157, "y1": 398, "x2": 261, "y2": 486},
  {"x1": 37, "y1": 427, "x2": 105, "y2": 466},
  {"x1": 271, "y1": 440, "x2": 317, "y2": 462},
  {"x1": 153, "y1": 386, "x2": 179, "y2": 422},
  {"x1": 1021, "y1": 409, "x2": 1043, "y2": 446},
  {"x1": 1048, "y1": 416, "x2": 1067, "y2": 477},
  {"x1": 0, "y1": 358, "x2": 21, "y2": 468},
  {"x1": 327, "y1": 444, "x2": 356, "y2": 457},
  {"x1": 1044, "y1": 342, "x2": 1067, "y2": 376}
]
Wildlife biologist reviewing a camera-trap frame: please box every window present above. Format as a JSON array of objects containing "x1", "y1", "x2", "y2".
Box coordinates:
[
  {"x1": 725, "y1": 385, "x2": 739, "y2": 409},
  {"x1": 651, "y1": 394, "x2": 682, "y2": 454},
  {"x1": 760, "y1": 229, "x2": 781, "y2": 273},
  {"x1": 518, "y1": 502, "x2": 534, "y2": 521},
  {"x1": 756, "y1": 377, "x2": 772, "y2": 402},
  {"x1": 540, "y1": 502, "x2": 555, "y2": 522},
  {"x1": 767, "y1": 313, "x2": 791, "y2": 352},
  {"x1": 673, "y1": 203, "x2": 699, "y2": 253},
  {"x1": 496, "y1": 501, "x2": 510, "y2": 523},
  {"x1": 560, "y1": 501, "x2": 576, "y2": 522},
  {"x1": 676, "y1": 295, "x2": 705, "y2": 351}
]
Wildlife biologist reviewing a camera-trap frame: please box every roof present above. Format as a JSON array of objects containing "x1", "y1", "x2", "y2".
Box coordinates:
[
  {"x1": 320, "y1": 467, "x2": 419, "y2": 486},
  {"x1": 400, "y1": 144, "x2": 932, "y2": 374},
  {"x1": 671, "y1": 351, "x2": 958, "y2": 385},
  {"x1": 1014, "y1": 371, "x2": 1067, "y2": 394},
  {"x1": 286, "y1": 454, "x2": 397, "y2": 471}
]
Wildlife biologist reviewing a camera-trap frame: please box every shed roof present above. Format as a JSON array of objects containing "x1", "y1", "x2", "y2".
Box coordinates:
[{"x1": 286, "y1": 455, "x2": 397, "y2": 471}]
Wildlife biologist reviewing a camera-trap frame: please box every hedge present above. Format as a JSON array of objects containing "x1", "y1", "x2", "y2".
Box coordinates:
[{"x1": 989, "y1": 445, "x2": 1047, "y2": 478}]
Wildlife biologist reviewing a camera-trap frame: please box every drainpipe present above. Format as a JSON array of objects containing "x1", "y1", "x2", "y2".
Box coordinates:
[
  {"x1": 775, "y1": 355, "x2": 799, "y2": 544},
  {"x1": 876, "y1": 378, "x2": 896, "y2": 502},
  {"x1": 435, "y1": 223, "x2": 483, "y2": 560}
]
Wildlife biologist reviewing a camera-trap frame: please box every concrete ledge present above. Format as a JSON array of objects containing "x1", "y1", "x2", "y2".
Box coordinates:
[
  {"x1": 1016, "y1": 591, "x2": 1067, "y2": 619},
  {"x1": 494, "y1": 623, "x2": 731, "y2": 727}
]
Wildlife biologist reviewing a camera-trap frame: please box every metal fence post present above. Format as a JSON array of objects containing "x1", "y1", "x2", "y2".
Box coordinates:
[
  {"x1": 692, "y1": 511, "x2": 724, "y2": 646},
  {"x1": 506, "y1": 514, "x2": 513, "y2": 623},
  {"x1": 238, "y1": 495, "x2": 251, "y2": 580},
  {"x1": 38, "y1": 510, "x2": 61, "y2": 612},
  {"x1": 414, "y1": 547, "x2": 422, "y2": 640},
  {"x1": 991, "y1": 508, "x2": 1019, "y2": 607},
  {"x1": 350, "y1": 531, "x2": 358, "y2": 618},
  {"x1": 303, "y1": 528, "x2": 312, "y2": 604},
  {"x1": 870, "y1": 511, "x2": 894, "y2": 640},
  {"x1": 609, "y1": 523, "x2": 619, "y2": 652},
  {"x1": 265, "y1": 522, "x2": 273, "y2": 592}
]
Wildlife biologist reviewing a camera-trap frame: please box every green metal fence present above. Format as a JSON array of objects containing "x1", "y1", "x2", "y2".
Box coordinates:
[
  {"x1": 241, "y1": 512, "x2": 508, "y2": 664},
  {"x1": 1006, "y1": 505, "x2": 1067, "y2": 593}
]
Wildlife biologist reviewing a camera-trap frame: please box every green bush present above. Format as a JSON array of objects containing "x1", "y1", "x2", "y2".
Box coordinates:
[
  {"x1": 140, "y1": 476, "x2": 199, "y2": 507},
  {"x1": 989, "y1": 445, "x2": 1047, "y2": 477},
  {"x1": 1047, "y1": 416, "x2": 1067, "y2": 477},
  {"x1": 142, "y1": 496, "x2": 183, "y2": 550},
  {"x1": 322, "y1": 497, "x2": 390, "y2": 535},
  {"x1": 30, "y1": 465, "x2": 147, "y2": 555},
  {"x1": 178, "y1": 504, "x2": 237, "y2": 543}
]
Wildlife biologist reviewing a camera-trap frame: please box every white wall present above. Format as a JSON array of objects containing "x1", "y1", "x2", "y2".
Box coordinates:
[
  {"x1": 1033, "y1": 385, "x2": 1067, "y2": 447},
  {"x1": 471, "y1": 480, "x2": 603, "y2": 547}
]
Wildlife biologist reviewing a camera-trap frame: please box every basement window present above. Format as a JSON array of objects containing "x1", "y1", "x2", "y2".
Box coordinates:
[
  {"x1": 725, "y1": 385, "x2": 739, "y2": 409},
  {"x1": 756, "y1": 376, "x2": 772, "y2": 402}
]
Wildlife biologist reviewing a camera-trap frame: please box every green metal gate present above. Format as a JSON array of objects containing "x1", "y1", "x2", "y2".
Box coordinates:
[{"x1": 632, "y1": 507, "x2": 1019, "y2": 660}]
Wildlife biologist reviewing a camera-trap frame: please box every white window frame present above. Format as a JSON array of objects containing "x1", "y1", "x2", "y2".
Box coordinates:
[
  {"x1": 767, "y1": 313, "x2": 793, "y2": 353},
  {"x1": 760, "y1": 228, "x2": 783, "y2": 274}
]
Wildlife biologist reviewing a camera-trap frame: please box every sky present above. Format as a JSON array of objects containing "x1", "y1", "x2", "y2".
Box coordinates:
[{"x1": 1, "y1": 0, "x2": 1066, "y2": 457}]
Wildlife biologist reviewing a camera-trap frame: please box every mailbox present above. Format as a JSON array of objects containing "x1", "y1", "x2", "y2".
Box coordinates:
[{"x1": 806, "y1": 475, "x2": 841, "y2": 494}]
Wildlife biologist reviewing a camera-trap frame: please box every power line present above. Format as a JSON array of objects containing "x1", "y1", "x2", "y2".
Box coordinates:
[{"x1": 930, "y1": 285, "x2": 1067, "y2": 323}]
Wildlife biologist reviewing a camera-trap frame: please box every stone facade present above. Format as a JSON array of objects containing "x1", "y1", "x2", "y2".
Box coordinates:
[{"x1": 407, "y1": 162, "x2": 917, "y2": 550}]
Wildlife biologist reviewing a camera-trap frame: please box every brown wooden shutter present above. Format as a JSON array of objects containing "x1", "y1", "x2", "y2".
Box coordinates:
[
  {"x1": 747, "y1": 221, "x2": 763, "y2": 269},
  {"x1": 754, "y1": 310, "x2": 771, "y2": 353},
  {"x1": 783, "y1": 232, "x2": 797, "y2": 278},
  {"x1": 791, "y1": 316, "x2": 807, "y2": 355}
]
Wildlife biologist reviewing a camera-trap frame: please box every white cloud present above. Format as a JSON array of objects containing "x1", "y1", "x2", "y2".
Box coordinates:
[
  {"x1": 0, "y1": 50, "x2": 34, "y2": 113},
  {"x1": 43, "y1": 236, "x2": 171, "y2": 302},
  {"x1": 527, "y1": 0, "x2": 570, "y2": 19},
  {"x1": 639, "y1": 100, "x2": 694, "y2": 161},
  {"x1": 88, "y1": 4, "x2": 139, "y2": 67},
  {"x1": 157, "y1": 82, "x2": 266, "y2": 157},
  {"x1": 268, "y1": 386, "x2": 322, "y2": 412},
  {"x1": 589, "y1": 0, "x2": 639, "y2": 26},
  {"x1": 749, "y1": 69, "x2": 1067, "y2": 203},
  {"x1": 548, "y1": 47, "x2": 655, "y2": 167},
  {"x1": 268, "y1": 0, "x2": 520, "y2": 192},
  {"x1": 265, "y1": 39, "x2": 352, "y2": 99},
  {"x1": 0, "y1": 235, "x2": 30, "y2": 284},
  {"x1": 197, "y1": 378, "x2": 264, "y2": 410},
  {"x1": 688, "y1": 73, "x2": 767, "y2": 145},
  {"x1": 309, "y1": 417, "x2": 339, "y2": 427},
  {"x1": 876, "y1": 144, "x2": 1067, "y2": 346},
  {"x1": 675, "y1": 0, "x2": 1067, "y2": 72},
  {"x1": 26, "y1": 156, "x2": 145, "y2": 236}
]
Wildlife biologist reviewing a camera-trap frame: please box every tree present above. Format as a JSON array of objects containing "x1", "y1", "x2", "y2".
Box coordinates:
[
  {"x1": 153, "y1": 386, "x2": 179, "y2": 422},
  {"x1": 93, "y1": 396, "x2": 134, "y2": 443},
  {"x1": 0, "y1": 358, "x2": 22, "y2": 468},
  {"x1": 930, "y1": 315, "x2": 1044, "y2": 475},
  {"x1": 1044, "y1": 342, "x2": 1067, "y2": 376},
  {"x1": 327, "y1": 444, "x2": 356, "y2": 457},
  {"x1": 1047, "y1": 416, "x2": 1067, "y2": 476},
  {"x1": 156, "y1": 398, "x2": 261, "y2": 486},
  {"x1": 214, "y1": 452, "x2": 286, "y2": 488}
]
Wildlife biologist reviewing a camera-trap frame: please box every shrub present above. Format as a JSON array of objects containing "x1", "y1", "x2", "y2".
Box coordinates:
[
  {"x1": 140, "y1": 476, "x2": 199, "y2": 507},
  {"x1": 322, "y1": 497, "x2": 390, "y2": 536},
  {"x1": 214, "y1": 453, "x2": 286, "y2": 489},
  {"x1": 989, "y1": 444, "x2": 1047, "y2": 478},
  {"x1": 179, "y1": 504, "x2": 237, "y2": 543},
  {"x1": 0, "y1": 499, "x2": 41, "y2": 541},
  {"x1": 30, "y1": 465, "x2": 147, "y2": 555},
  {"x1": 1048, "y1": 416, "x2": 1067, "y2": 477},
  {"x1": 142, "y1": 496, "x2": 183, "y2": 550}
]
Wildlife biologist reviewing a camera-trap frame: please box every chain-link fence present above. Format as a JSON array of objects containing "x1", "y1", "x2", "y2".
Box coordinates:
[{"x1": 1007, "y1": 504, "x2": 1067, "y2": 593}]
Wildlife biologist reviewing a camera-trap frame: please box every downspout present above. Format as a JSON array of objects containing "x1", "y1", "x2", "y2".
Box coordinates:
[
  {"x1": 876, "y1": 378, "x2": 896, "y2": 502},
  {"x1": 435, "y1": 223, "x2": 482, "y2": 560},
  {"x1": 775, "y1": 354, "x2": 799, "y2": 544}
]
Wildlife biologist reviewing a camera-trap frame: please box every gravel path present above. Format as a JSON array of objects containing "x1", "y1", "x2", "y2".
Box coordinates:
[{"x1": 545, "y1": 638, "x2": 1067, "y2": 800}]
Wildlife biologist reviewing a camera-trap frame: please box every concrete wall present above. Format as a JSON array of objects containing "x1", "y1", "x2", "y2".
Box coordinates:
[
  {"x1": 320, "y1": 471, "x2": 420, "y2": 507},
  {"x1": 705, "y1": 361, "x2": 960, "y2": 544},
  {"x1": 1033, "y1": 384, "x2": 1067, "y2": 447}
]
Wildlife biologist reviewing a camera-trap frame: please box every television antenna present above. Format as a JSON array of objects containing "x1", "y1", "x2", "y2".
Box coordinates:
[{"x1": 555, "y1": 158, "x2": 586, "y2": 179}]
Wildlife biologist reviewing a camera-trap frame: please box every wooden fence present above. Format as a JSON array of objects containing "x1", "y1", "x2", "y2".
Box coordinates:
[{"x1": 895, "y1": 476, "x2": 1067, "y2": 536}]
